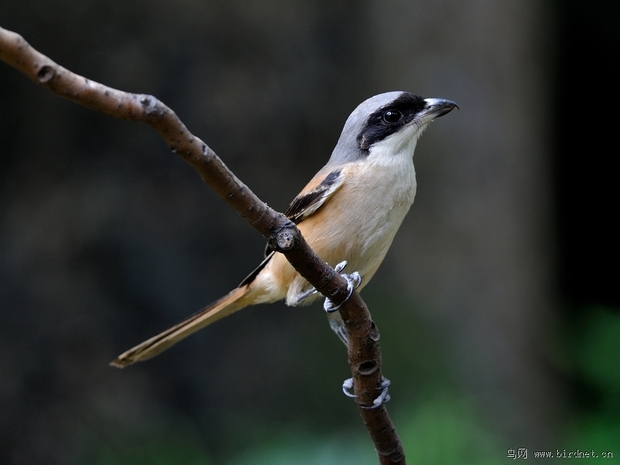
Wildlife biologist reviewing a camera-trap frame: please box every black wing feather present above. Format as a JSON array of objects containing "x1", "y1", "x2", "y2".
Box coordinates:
[
  {"x1": 240, "y1": 169, "x2": 344, "y2": 284},
  {"x1": 284, "y1": 170, "x2": 343, "y2": 223}
]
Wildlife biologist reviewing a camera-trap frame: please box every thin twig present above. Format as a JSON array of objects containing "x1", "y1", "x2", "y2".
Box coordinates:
[{"x1": 0, "y1": 26, "x2": 405, "y2": 465}]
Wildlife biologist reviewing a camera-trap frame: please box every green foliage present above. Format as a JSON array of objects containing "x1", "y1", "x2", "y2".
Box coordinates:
[
  {"x1": 231, "y1": 433, "x2": 376, "y2": 465},
  {"x1": 73, "y1": 395, "x2": 502, "y2": 465},
  {"x1": 565, "y1": 306, "x2": 620, "y2": 452},
  {"x1": 73, "y1": 424, "x2": 213, "y2": 465},
  {"x1": 573, "y1": 306, "x2": 620, "y2": 401},
  {"x1": 91, "y1": 443, "x2": 210, "y2": 465},
  {"x1": 228, "y1": 395, "x2": 504, "y2": 465},
  {"x1": 73, "y1": 306, "x2": 620, "y2": 465},
  {"x1": 399, "y1": 396, "x2": 503, "y2": 465}
]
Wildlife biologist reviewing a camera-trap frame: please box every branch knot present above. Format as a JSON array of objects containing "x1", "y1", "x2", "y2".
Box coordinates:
[
  {"x1": 139, "y1": 94, "x2": 158, "y2": 114},
  {"x1": 268, "y1": 222, "x2": 300, "y2": 253},
  {"x1": 36, "y1": 65, "x2": 54, "y2": 83}
]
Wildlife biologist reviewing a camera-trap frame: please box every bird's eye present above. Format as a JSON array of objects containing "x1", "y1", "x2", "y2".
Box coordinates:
[{"x1": 383, "y1": 109, "x2": 403, "y2": 123}]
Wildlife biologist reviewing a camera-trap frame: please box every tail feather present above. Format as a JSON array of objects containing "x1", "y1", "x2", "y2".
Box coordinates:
[{"x1": 110, "y1": 285, "x2": 251, "y2": 368}]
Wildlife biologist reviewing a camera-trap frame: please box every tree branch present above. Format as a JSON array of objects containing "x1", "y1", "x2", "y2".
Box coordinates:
[{"x1": 0, "y1": 26, "x2": 405, "y2": 465}]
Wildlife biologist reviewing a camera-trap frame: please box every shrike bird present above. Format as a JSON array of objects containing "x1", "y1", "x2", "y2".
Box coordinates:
[{"x1": 111, "y1": 91, "x2": 457, "y2": 368}]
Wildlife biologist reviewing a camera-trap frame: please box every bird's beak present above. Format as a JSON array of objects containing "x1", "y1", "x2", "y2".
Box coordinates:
[{"x1": 420, "y1": 98, "x2": 459, "y2": 122}]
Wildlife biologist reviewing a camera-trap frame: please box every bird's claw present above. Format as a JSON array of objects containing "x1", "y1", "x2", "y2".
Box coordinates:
[
  {"x1": 324, "y1": 261, "x2": 362, "y2": 313},
  {"x1": 342, "y1": 377, "x2": 356, "y2": 398},
  {"x1": 342, "y1": 376, "x2": 392, "y2": 409},
  {"x1": 362, "y1": 376, "x2": 392, "y2": 409},
  {"x1": 294, "y1": 286, "x2": 318, "y2": 304},
  {"x1": 293, "y1": 261, "x2": 361, "y2": 310}
]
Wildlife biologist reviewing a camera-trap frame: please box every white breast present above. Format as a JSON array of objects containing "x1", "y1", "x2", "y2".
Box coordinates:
[
  {"x1": 341, "y1": 143, "x2": 417, "y2": 275},
  {"x1": 252, "y1": 134, "x2": 420, "y2": 307},
  {"x1": 282, "y1": 142, "x2": 417, "y2": 305}
]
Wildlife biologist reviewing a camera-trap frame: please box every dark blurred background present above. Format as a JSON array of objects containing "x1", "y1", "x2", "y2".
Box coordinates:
[{"x1": 1, "y1": 1, "x2": 618, "y2": 464}]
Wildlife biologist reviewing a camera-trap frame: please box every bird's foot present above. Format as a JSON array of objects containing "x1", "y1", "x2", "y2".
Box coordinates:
[
  {"x1": 342, "y1": 376, "x2": 391, "y2": 409},
  {"x1": 293, "y1": 260, "x2": 361, "y2": 310},
  {"x1": 294, "y1": 285, "x2": 318, "y2": 304},
  {"x1": 323, "y1": 261, "x2": 361, "y2": 313}
]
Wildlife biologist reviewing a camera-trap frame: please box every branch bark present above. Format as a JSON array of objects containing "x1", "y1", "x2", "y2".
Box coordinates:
[{"x1": 0, "y1": 26, "x2": 405, "y2": 465}]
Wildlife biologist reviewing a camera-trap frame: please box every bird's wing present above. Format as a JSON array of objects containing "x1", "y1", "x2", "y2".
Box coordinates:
[
  {"x1": 239, "y1": 168, "x2": 345, "y2": 286},
  {"x1": 284, "y1": 169, "x2": 344, "y2": 224}
]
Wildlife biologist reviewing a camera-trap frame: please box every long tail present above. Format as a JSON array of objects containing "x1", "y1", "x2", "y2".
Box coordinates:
[{"x1": 110, "y1": 285, "x2": 251, "y2": 368}]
